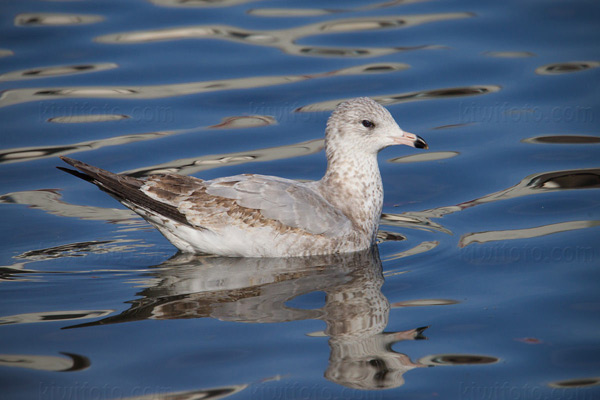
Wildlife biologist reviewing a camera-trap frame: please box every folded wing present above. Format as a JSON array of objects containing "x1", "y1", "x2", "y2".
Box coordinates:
[{"x1": 205, "y1": 175, "x2": 351, "y2": 236}]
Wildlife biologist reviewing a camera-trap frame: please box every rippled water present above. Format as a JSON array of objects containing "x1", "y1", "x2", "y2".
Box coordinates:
[{"x1": 1, "y1": 0, "x2": 599, "y2": 399}]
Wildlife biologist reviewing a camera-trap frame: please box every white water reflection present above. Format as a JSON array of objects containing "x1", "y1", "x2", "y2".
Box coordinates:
[
  {"x1": 0, "y1": 310, "x2": 113, "y2": 326},
  {"x1": 48, "y1": 114, "x2": 130, "y2": 123},
  {"x1": 248, "y1": 0, "x2": 431, "y2": 17},
  {"x1": 389, "y1": 151, "x2": 459, "y2": 163},
  {"x1": 96, "y1": 13, "x2": 471, "y2": 58},
  {"x1": 0, "y1": 352, "x2": 90, "y2": 372},
  {"x1": 384, "y1": 240, "x2": 439, "y2": 262},
  {"x1": 208, "y1": 115, "x2": 276, "y2": 129},
  {"x1": 0, "y1": 190, "x2": 139, "y2": 225},
  {"x1": 459, "y1": 220, "x2": 600, "y2": 247},
  {"x1": 0, "y1": 63, "x2": 118, "y2": 82},
  {"x1": 149, "y1": 0, "x2": 260, "y2": 7},
  {"x1": 15, "y1": 13, "x2": 103, "y2": 26},
  {"x1": 296, "y1": 86, "x2": 501, "y2": 112},
  {"x1": 0, "y1": 129, "x2": 179, "y2": 164},
  {"x1": 114, "y1": 385, "x2": 248, "y2": 400},
  {"x1": 0, "y1": 62, "x2": 409, "y2": 108}
]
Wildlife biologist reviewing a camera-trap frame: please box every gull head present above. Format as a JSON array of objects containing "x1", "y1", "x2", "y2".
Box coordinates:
[{"x1": 325, "y1": 97, "x2": 428, "y2": 157}]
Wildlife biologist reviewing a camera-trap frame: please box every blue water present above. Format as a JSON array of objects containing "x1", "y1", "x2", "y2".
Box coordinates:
[{"x1": 1, "y1": 0, "x2": 599, "y2": 399}]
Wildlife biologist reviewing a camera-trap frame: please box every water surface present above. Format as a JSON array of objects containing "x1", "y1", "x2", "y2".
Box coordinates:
[{"x1": 1, "y1": 0, "x2": 599, "y2": 399}]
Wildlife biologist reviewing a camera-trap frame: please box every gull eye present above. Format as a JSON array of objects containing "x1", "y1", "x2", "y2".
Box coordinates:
[{"x1": 362, "y1": 120, "x2": 375, "y2": 128}]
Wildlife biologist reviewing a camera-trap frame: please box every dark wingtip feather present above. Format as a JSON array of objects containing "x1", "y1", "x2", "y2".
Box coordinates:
[
  {"x1": 59, "y1": 156, "x2": 97, "y2": 175},
  {"x1": 57, "y1": 156, "x2": 191, "y2": 227},
  {"x1": 58, "y1": 156, "x2": 99, "y2": 182},
  {"x1": 59, "y1": 155, "x2": 78, "y2": 167}
]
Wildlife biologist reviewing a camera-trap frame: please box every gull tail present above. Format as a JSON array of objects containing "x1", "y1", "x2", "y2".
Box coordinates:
[{"x1": 58, "y1": 156, "x2": 190, "y2": 226}]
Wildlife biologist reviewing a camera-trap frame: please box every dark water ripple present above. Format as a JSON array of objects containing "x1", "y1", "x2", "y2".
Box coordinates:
[
  {"x1": 523, "y1": 135, "x2": 600, "y2": 144},
  {"x1": 535, "y1": 61, "x2": 600, "y2": 75}
]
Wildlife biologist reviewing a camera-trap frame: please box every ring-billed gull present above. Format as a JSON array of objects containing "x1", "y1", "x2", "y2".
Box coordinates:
[{"x1": 59, "y1": 97, "x2": 427, "y2": 257}]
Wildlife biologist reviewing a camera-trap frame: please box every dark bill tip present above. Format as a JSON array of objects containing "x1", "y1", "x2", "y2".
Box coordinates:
[{"x1": 414, "y1": 135, "x2": 428, "y2": 149}]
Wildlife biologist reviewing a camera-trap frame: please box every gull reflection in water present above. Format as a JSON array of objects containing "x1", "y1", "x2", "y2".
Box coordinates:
[{"x1": 66, "y1": 248, "x2": 429, "y2": 390}]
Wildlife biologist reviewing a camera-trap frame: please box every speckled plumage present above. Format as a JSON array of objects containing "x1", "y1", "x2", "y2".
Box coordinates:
[{"x1": 59, "y1": 97, "x2": 427, "y2": 257}]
